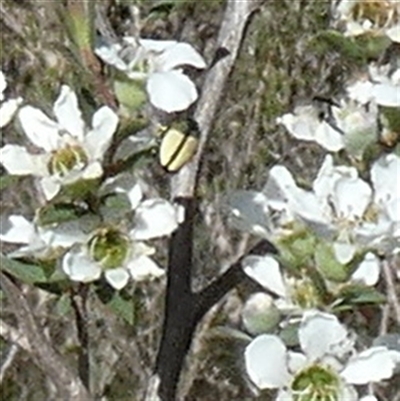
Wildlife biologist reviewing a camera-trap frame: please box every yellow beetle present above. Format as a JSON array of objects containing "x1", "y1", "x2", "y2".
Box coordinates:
[{"x1": 158, "y1": 118, "x2": 200, "y2": 172}]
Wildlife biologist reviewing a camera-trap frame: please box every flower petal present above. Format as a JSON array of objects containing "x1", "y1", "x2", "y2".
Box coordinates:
[
  {"x1": 62, "y1": 247, "x2": 101, "y2": 283},
  {"x1": 157, "y1": 42, "x2": 206, "y2": 71},
  {"x1": 146, "y1": 70, "x2": 198, "y2": 112},
  {"x1": 18, "y1": 106, "x2": 60, "y2": 151},
  {"x1": 372, "y1": 83, "x2": 400, "y2": 107},
  {"x1": 130, "y1": 198, "x2": 180, "y2": 240},
  {"x1": 104, "y1": 268, "x2": 130, "y2": 290},
  {"x1": 341, "y1": 346, "x2": 400, "y2": 384},
  {"x1": 126, "y1": 255, "x2": 164, "y2": 281},
  {"x1": 0, "y1": 97, "x2": 22, "y2": 128},
  {"x1": 0, "y1": 215, "x2": 35, "y2": 244},
  {"x1": 226, "y1": 190, "x2": 271, "y2": 237},
  {"x1": 333, "y1": 175, "x2": 372, "y2": 220},
  {"x1": 300, "y1": 311, "x2": 352, "y2": 360},
  {"x1": 242, "y1": 255, "x2": 287, "y2": 297},
  {"x1": 333, "y1": 239, "x2": 356, "y2": 264},
  {"x1": 53, "y1": 85, "x2": 85, "y2": 140},
  {"x1": 0, "y1": 70, "x2": 6, "y2": 100},
  {"x1": 0, "y1": 144, "x2": 48, "y2": 176},
  {"x1": 245, "y1": 334, "x2": 292, "y2": 389},
  {"x1": 84, "y1": 106, "x2": 118, "y2": 160},
  {"x1": 40, "y1": 176, "x2": 62, "y2": 200},
  {"x1": 351, "y1": 252, "x2": 380, "y2": 286}
]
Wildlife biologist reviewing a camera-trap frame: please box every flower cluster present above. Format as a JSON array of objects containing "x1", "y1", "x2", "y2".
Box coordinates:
[{"x1": 0, "y1": 85, "x2": 183, "y2": 290}]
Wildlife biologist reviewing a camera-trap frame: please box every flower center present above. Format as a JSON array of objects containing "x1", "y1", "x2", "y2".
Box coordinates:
[
  {"x1": 352, "y1": 0, "x2": 398, "y2": 28},
  {"x1": 291, "y1": 365, "x2": 340, "y2": 401},
  {"x1": 48, "y1": 144, "x2": 88, "y2": 177},
  {"x1": 88, "y1": 228, "x2": 130, "y2": 269},
  {"x1": 291, "y1": 278, "x2": 321, "y2": 309}
]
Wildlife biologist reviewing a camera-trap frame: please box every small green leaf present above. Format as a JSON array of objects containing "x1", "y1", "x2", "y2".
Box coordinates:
[
  {"x1": 335, "y1": 284, "x2": 386, "y2": 308},
  {"x1": 114, "y1": 78, "x2": 147, "y2": 114},
  {"x1": 37, "y1": 203, "x2": 87, "y2": 226},
  {"x1": 0, "y1": 256, "x2": 48, "y2": 284},
  {"x1": 315, "y1": 242, "x2": 350, "y2": 282},
  {"x1": 55, "y1": 293, "x2": 72, "y2": 316},
  {"x1": 107, "y1": 292, "x2": 135, "y2": 325}
]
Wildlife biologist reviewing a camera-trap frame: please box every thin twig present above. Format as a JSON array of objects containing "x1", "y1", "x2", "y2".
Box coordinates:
[
  {"x1": 382, "y1": 258, "x2": 400, "y2": 325},
  {"x1": 0, "y1": 273, "x2": 94, "y2": 401},
  {"x1": 0, "y1": 343, "x2": 19, "y2": 383}
]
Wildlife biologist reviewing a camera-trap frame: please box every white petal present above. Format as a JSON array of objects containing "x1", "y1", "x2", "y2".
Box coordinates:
[
  {"x1": 0, "y1": 145, "x2": 48, "y2": 176},
  {"x1": 341, "y1": 346, "x2": 400, "y2": 384},
  {"x1": 94, "y1": 41, "x2": 128, "y2": 71},
  {"x1": 226, "y1": 190, "x2": 271, "y2": 237},
  {"x1": 333, "y1": 240, "x2": 356, "y2": 264},
  {"x1": 81, "y1": 162, "x2": 103, "y2": 180},
  {"x1": 347, "y1": 80, "x2": 374, "y2": 104},
  {"x1": 276, "y1": 390, "x2": 294, "y2": 401},
  {"x1": 157, "y1": 42, "x2": 206, "y2": 71},
  {"x1": 130, "y1": 198, "x2": 179, "y2": 240},
  {"x1": 242, "y1": 255, "x2": 287, "y2": 297},
  {"x1": 0, "y1": 215, "x2": 35, "y2": 244},
  {"x1": 62, "y1": 248, "x2": 101, "y2": 283},
  {"x1": 146, "y1": 71, "x2": 198, "y2": 112},
  {"x1": 360, "y1": 396, "x2": 378, "y2": 401},
  {"x1": 84, "y1": 106, "x2": 118, "y2": 160},
  {"x1": 300, "y1": 311, "x2": 351, "y2": 360},
  {"x1": 372, "y1": 83, "x2": 400, "y2": 107},
  {"x1": 371, "y1": 154, "x2": 400, "y2": 208},
  {"x1": 245, "y1": 334, "x2": 292, "y2": 389},
  {"x1": 333, "y1": 176, "x2": 372, "y2": 220},
  {"x1": 287, "y1": 352, "x2": 307, "y2": 374},
  {"x1": 0, "y1": 70, "x2": 6, "y2": 99},
  {"x1": 53, "y1": 85, "x2": 85, "y2": 139},
  {"x1": 127, "y1": 183, "x2": 143, "y2": 210},
  {"x1": 315, "y1": 121, "x2": 345, "y2": 152},
  {"x1": 386, "y1": 25, "x2": 400, "y2": 43},
  {"x1": 104, "y1": 268, "x2": 130, "y2": 290},
  {"x1": 352, "y1": 252, "x2": 380, "y2": 286},
  {"x1": 126, "y1": 255, "x2": 164, "y2": 281},
  {"x1": 278, "y1": 107, "x2": 318, "y2": 141},
  {"x1": 40, "y1": 176, "x2": 61, "y2": 200},
  {"x1": 139, "y1": 38, "x2": 177, "y2": 53},
  {"x1": 0, "y1": 97, "x2": 22, "y2": 128},
  {"x1": 18, "y1": 106, "x2": 61, "y2": 151}
]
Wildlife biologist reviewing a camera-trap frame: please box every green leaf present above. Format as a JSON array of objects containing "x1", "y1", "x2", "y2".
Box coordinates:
[
  {"x1": 334, "y1": 284, "x2": 386, "y2": 308},
  {"x1": 314, "y1": 242, "x2": 350, "y2": 282},
  {"x1": 114, "y1": 78, "x2": 147, "y2": 114},
  {"x1": 107, "y1": 292, "x2": 135, "y2": 325},
  {"x1": 55, "y1": 293, "x2": 72, "y2": 316},
  {"x1": 37, "y1": 203, "x2": 87, "y2": 226},
  {"x1": 0, "y1": 256, "x2": 48, "y2": 284}
]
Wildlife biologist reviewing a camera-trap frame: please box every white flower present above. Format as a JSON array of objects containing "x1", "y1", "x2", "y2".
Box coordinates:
[
  {"x1": 265, "y1": 155, "x2": 395, "y2": 264},
  {"x1": 62, "y1": 182, "x2": 182, "y2": 289},
  {"x1": 245, "y1": 310, "x2": 400, "y2": 400},
  {"x1": 0, "y1": 215, "x2": 90, "y2": 258},
  {"x1": 332, "y1": 0, "x2": 400, "y2": 43},
  {"x1": 242, "y1": 255, "x2": 322, "y2": 313},
  {"x1": 0, "y1": 70, "x2": 22, "y2": 128},
  {"x1": 95, "y1": 37, "x2": 206, "y2": 112},
  {"x1": 277, "y1": 105, "x2": 345, "y2": 152},
  {"x1": 277, "y1": 99, "x2": 378, "y2": 153},
  {"x1": 0, "y1": 85, "x2": 118, "y2": 200},
  {"x1": 348, "y1": 64, "x2": 400, "y2": 107}
]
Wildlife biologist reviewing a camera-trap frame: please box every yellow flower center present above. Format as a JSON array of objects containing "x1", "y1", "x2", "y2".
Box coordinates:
[
  {"x1": 352, "y1": 0, "x2": 399, "y2": 28},
  {"x1": 48, "y1": 144, "x2": 88, "y2": 177},
  {"x1": 88, "y1": 228, "x2": 130, "y2": 270},
  {"x1": 292, "y1": 365, "x2": 340, "y2": 401}
]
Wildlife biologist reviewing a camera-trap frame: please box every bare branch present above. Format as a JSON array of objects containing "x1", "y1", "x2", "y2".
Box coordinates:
[{"x1": 171, "y1": 0, "x2": 264, "y2": 198}]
